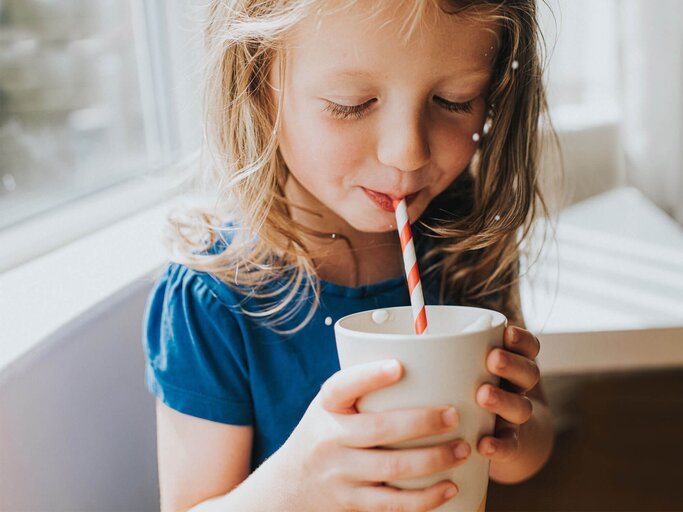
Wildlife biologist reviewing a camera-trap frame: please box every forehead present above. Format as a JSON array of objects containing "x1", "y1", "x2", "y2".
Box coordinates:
[{"x1": 285, "y1": 1, "x2": 500, "y2": 87}]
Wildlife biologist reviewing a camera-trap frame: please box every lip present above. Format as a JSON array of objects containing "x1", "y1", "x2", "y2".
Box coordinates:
[{"x1": 362, "y1": 187, "x2": 420, "y2": 213}]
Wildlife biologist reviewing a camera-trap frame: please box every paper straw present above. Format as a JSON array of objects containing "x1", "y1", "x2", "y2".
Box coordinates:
[{"x1": 393, "y1": 198, "x2": 428, "y2": 334}]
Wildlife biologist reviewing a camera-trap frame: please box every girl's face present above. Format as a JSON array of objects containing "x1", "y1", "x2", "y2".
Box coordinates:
[{"x1": 272, "y1": 2, "x2": 498, "y2": 234}]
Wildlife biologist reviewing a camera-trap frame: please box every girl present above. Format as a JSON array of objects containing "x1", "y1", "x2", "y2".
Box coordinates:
[{"x1": 143, "y1": 0, "x2": 559, "y2": 510}]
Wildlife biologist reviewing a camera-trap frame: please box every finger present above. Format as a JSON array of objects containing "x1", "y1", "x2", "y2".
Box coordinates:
[
  {"x1": 478, "y1": 425, "x2": 519, "y2": 462},
  {"x1": 476, "y1": 384, "x2": 534, "y2": 425},
  {"x1": 338, "y1": 440, "x2": 471, "y2": 482},
  {"x1": 486, "y1": 348, "x2": 541, "y2": 392},
  {"x1": 336, "y1": 405, "x2": 460, "y2": 448},
  {"x1": 320, "y1": 359, "x2": 403, "y2": 414},
  {"x1": 344, "y1": 480, "x2": 459, "y2": 512},
  {"x1": 504, "y1": 326, "x2": 540, "y2": 359}
]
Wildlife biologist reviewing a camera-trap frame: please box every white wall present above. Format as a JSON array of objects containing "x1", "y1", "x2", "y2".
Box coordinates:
[{"x1": 0, "y1": 277, "x2": 160, "y2": 512}]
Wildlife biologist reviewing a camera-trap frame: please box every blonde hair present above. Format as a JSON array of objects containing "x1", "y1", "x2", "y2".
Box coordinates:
[{"x1": 167, "y1": 0, "x2": 564, "y2": 334}]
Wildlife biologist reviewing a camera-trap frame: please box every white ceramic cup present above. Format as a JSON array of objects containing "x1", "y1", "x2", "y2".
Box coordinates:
[{"x1": 334, "y1": 305, "x2": 507, "y2": 512}]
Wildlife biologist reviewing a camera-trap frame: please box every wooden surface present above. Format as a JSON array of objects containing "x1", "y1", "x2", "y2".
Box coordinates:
[{"x1": 486, "y1": 368, "x2": 683, "y2": 511}]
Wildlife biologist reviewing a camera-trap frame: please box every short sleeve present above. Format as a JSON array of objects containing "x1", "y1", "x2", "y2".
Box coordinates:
[{"x1": 142, "y1": 263, "x2": 253, "y2": 425}]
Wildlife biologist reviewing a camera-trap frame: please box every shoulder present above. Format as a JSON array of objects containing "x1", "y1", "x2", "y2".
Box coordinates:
[
  {"x1": 147, "y1": 262, "x2": 241, "y2": 316},
  {"x1": 161, "y1": 220, "x2": 257, "y2": 306},
  {"x1": 142, "y1": 262, "x2": 254, "y2": 424},
  {"x1": 143, "y1": 261, "x2": 242, "y2": 345},
  {"x1": 201, "y1": 223, "x2": 244, "y2": 256}
]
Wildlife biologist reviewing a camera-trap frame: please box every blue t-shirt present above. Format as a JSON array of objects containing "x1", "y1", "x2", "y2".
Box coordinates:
[{"x1": 142, "y1": 226, "x2": 441, "y2": 471}]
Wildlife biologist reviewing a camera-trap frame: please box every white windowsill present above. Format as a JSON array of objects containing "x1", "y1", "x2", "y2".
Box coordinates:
[
  {"x1": 0, "y1": 152, "x2": 200, "y2": 274},
  {"x1": 0, "y1": 190, "x2": 188, "y2": 376},
  {"x1": 525, "y1": 187, "x2": 683, "y2": 374}
]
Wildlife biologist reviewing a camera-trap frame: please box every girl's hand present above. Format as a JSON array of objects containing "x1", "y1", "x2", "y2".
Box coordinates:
[
  {"x1": 476, "y1": 325, "x2": 541, "y2": 462},
  {"x1": 277, "y1": 360, "x2": 469, "y2": 512}
]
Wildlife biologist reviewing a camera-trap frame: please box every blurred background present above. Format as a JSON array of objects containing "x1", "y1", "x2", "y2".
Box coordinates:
[{"x1": 0, "y1": 1, "x2": 681, "y2": 511}]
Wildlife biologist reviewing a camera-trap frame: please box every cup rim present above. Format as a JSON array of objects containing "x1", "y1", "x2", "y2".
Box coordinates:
[{"x1": 334, "y1": 305, "x2": 507, "y2": 340}]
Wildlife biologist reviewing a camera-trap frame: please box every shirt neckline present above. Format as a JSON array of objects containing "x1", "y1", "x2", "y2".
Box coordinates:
[{"x1": 320, "y1": 274, "x2": 406, "y2": 299}]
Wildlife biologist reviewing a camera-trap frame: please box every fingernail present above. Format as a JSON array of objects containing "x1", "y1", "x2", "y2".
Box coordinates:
[
  {"x1": 487, "y1": 386, "x2": 498, "y2": 405},
  {"x1": 443, "y1": 484, "x2": 458, "y2": 500},
  {"x1": 454, "y1": 442, "x2": 470, "y2": 459},
  {"x1": 441, "y1": 407, "x2": 457, "y2": 427},
  {"x1": 485, "y1": 441, "x2": 497, "y2": 455},
  {"x1": 497, "y1": 351, "x2": 508, "y2": 369}
]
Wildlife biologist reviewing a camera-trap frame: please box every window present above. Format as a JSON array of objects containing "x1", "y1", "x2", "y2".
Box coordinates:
[
  {"x1": 0, "y1": 0, "x2": 200, "y2": 230},
  {"x1": 538, "y1": 0, "x2": 620, "y2": 125}
]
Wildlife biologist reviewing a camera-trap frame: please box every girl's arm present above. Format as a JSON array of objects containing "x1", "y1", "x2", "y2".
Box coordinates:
[
  {"x1": 154, "y1": 399, "x2": 257, "y2": 512},
  {"x1": 157, "y1": 398, "x2": 294, "y2": 512},
  {"x1": 187, "y1": 450, "x2": 294, "y2": 512}
]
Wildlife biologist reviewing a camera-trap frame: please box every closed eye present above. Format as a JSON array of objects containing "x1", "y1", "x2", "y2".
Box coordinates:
[
  {"x1": 322, "y1": 96, "x2": 475, "y2": 120},
  {"x1": 322, "y1": 99, "x2": 375, "y2": 120},
  {"x1": 433, "y1": 96, "x2": 474, "y2": 114}
]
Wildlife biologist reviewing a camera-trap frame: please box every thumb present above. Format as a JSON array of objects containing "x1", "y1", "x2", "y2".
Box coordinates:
[{"x1": 319, "y1": 359, "x2": 403, "y2": 414}]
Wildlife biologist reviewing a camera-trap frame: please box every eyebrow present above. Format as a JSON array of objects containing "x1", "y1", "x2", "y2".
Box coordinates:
[
  {"x1": 323, "y1": 69, "x2": 378, "y2": 79},
  {"x1": 320, "y1": 68, "x2": 492, "y2": 86}
]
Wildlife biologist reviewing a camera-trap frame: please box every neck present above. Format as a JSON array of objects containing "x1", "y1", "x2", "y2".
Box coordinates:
[{"x1": 284, "y1": 177, "x2": 404, "y2": 287}]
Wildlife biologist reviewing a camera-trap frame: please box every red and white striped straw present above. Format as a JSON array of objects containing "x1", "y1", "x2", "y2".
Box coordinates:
[{"x1": 393, "y1": 198, "x2": 428, "y2": 335}]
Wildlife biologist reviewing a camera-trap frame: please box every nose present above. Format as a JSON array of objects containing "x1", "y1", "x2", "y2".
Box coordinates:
[{"x1": 376, "y1": 107, "x2": 430, "y2": 173}]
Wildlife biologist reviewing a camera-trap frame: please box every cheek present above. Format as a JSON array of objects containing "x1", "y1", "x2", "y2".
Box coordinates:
[
  {"x1": 314, "y1": 121, "x2": 367, "y2": 177},
  {"x1": 432, "y1": 108, "x2": 487, "y2": 184},
  {"x1": 280, "y1": 103, "x2": 366, "y2": 190},
  {"x1": 431, "y1": 129, "x2": 477, "y2": 185}
]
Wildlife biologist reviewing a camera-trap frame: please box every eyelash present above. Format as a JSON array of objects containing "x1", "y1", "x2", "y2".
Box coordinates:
[{"x1": 322, "y1": 97, "x2": 475, "y2": 120}]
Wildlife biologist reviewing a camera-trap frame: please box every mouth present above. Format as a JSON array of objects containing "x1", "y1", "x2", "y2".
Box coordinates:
[{"x1": 362, "y1": 187, "x2": 420, "y2": 213}]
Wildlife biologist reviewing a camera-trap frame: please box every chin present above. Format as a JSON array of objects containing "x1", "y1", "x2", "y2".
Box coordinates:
[{"x1": 342, "y1": 212, "x2": 395, "y2": 233}]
